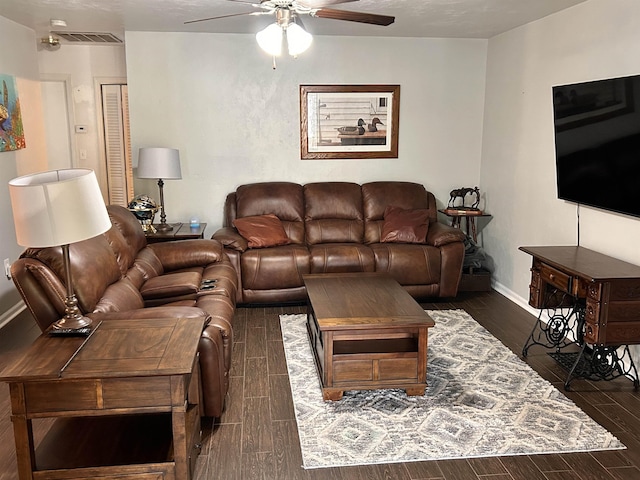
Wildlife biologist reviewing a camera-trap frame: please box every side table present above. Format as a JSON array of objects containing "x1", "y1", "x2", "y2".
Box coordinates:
[
  {"x1": 439, "y1": 209, "x2": 491, "y2": 243},
  {"x1": 146, "y1": 222, "x2": 207, "y2": 243},
  {"x1": 0, "y1": 316, "x2": 204, "y2": 479}
]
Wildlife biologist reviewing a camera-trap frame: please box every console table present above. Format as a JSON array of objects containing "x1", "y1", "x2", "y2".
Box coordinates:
[
  {"x1": 520, "y1": 245, "x2": 640, "y2": 389},
  {"x1": 0, "y1": 317, "x2": 204, "y2": 479}
]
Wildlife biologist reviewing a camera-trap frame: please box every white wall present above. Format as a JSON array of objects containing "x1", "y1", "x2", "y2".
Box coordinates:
[
  {"x1": 481, "y1": 0, "x2": 640, "y2": 306},
  {"x1": 0, "y1": 16, "x2": 47, "y2": 314},
  {"x1": 38, "y1": 44, "x2": 127, "y2": 194},
  {"x1": 125, "y1": 32, "x2": 488, "y2": 232}
]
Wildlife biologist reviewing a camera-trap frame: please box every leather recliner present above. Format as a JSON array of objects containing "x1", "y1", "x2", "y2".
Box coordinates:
[{"x1": 11, "y1": 205, "x2": 237, "y2": 418}]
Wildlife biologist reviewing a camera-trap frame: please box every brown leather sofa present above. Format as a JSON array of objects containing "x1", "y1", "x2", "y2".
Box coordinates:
[
  {"x1": 11, "y1": 205, "x2": 237, "y2": 418},
  {"x1": 212, "y1": 181, "x2": 466, "y2": 305}
]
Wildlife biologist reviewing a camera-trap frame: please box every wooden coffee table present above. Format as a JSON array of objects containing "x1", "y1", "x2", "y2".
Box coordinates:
[
  {"x1": 304, "y1": 273, "x2": 435, "y2": 401},
  {"x1": 0, "y1": 316, "x2": 204, "y2": 480}
]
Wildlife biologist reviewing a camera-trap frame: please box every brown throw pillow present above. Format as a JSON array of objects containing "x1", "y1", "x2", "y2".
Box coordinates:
[
  {"x1": 380, "y1": 206, "x2": 429, "y2": 243},
  {"x1": 233, "y1": 214, "x2": 290, "y2": 248}
]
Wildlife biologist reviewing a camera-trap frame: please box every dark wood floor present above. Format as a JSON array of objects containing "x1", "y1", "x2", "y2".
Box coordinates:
[{"x1": 2, "y1": 291, "x2": 640, "y2": 479}]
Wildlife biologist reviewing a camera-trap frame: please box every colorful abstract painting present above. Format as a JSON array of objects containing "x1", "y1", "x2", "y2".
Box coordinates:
[{"x1": 0, "y1": 74, "x2": 26, "y2": 152}]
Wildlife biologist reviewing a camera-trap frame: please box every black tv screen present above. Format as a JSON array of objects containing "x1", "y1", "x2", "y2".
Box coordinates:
[{"x1": 553, "y1": 74, "x2": 640, "y2": 218}]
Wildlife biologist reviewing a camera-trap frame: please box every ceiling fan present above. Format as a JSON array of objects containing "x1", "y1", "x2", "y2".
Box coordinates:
[
  {"x1": 185, "y1": 0, "x2": 395, "y2": 27},
  {"x1": 185, "y1": 0, "x2": 395, "y2": 59}
]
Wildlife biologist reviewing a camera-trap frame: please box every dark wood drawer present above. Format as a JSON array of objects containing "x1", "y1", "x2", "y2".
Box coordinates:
[
  {"x1": 584, "y1": 321, "x2": 601, "y2": 344},
  {"x1": 539, "y1": 263, "x2": 573, "y2": 293}
]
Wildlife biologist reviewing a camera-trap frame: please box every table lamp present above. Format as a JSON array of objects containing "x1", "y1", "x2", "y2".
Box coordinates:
[
  {"x1": 8, "y1": 169, "x2": 112, "y2": 330},
  {"x1": 136, "y1": 147, "x2": 182, "y2": 232}
]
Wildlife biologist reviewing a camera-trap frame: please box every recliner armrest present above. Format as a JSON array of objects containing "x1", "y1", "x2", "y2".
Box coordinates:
[
  {"x1": 149, "y1": 238, "x2": 224, "y2": 271},
  {"x1": 89, "y1": 305, "x2": 211, "y2": 325},
  {"x1": 426, "y1": 222, "x2": 466, "y2": 247},
  {"x1": 212, "y1": 227, "x2": 248, "y2": 252}
]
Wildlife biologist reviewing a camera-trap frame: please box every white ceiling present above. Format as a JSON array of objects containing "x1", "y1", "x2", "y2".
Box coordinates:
[{"x1": 1, "y1": 0, "x2": 587, "y2": 42}]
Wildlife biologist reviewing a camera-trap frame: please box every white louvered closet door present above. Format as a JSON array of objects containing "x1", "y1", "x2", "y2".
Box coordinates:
[{"x1": 101, "y1": 84, "x2": 133, "y2": 206}]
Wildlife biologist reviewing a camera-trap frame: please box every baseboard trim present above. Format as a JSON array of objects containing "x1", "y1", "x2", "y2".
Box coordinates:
[
  {"x1": 491, "y1": 280, "x2": 540, "y2": 319},
  {"x1": 0, "y1": 300, "x2": 27, "y2": 330}
]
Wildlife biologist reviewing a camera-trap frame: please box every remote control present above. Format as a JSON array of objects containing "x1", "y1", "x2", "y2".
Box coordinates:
[{"x1": 49, "y1": 327, "x2": 92, "y2": 337}]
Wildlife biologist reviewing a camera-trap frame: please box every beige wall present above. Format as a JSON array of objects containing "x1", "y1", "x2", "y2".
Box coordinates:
[
  {"x1": 38, "y1": 44, "x2": 127, "y2": 194},
  {"x1": 125, "y1": 32, "x2": 488, "y2": 231},
  {"x1": 0, "y1": 17, "x2": 46, "y2": 313},
  {"x1": 481, "y1": 0, "x2": 640, "y2": 308}
]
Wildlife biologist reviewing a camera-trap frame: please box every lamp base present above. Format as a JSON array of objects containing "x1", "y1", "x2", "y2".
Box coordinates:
[
  {"x1": 156, "y1": 222, "x2": 174, "y2": 232},
  {"x1": 53, "y1": 314, "x2": 93, "y2": 330}
]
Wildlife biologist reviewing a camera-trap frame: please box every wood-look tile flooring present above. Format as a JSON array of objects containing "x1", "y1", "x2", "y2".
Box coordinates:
[{"x1": 2, "y1": 291, "x2": 640, "y2": 479}]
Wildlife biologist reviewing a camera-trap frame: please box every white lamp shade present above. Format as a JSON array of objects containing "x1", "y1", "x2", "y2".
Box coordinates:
[
  {"x1": 286, "y1": 23, "x2": 312, "y2": 56},
  {"x1": 256, "y1": 23, "x2": 283, "y2": 57},
  {"x1": 8, "y1": 169, "x2": 111, "y2": 248},
  {"x1": 137, "y1": 147, "x2": 182, "y2": 179}
]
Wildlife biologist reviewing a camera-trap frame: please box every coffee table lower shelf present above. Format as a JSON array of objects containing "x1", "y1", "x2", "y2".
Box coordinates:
[{"x1": 307, "y1": 314, "x2": 428, "y2": 401}]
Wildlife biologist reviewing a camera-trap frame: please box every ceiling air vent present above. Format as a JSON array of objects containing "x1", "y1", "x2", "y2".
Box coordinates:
[{"x1": 50, "y1": 31, "x2": 122, "y2": 44}]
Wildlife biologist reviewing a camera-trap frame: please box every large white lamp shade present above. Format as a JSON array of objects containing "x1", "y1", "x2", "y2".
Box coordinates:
[
  {"x1": 8, "y1": 168, "x2": 111, "y2": 330},
  {"x1": 9, "y1": 169, "x2": 111, "y2": 248}
]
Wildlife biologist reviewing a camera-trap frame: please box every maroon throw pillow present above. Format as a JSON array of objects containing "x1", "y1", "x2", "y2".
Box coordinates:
[
  {"x1": 380, "y1": 206, "x2": 429, "y2": 244},
  {"x1": 233, "y1": 214, "x2": 290, "y2": 248}
]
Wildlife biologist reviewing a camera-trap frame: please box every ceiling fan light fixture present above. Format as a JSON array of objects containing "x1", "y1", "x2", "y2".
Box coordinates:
[
  {"x1": 286, "y1": 23, "x2": 312, "y2": 56},
  {"x1": 256, "y1": 23, "x2": 283, "y2": 57}
]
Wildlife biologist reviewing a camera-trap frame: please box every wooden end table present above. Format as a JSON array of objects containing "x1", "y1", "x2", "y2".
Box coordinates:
[
  {"x1": 303, "y1": 273, "x2": 435, "y2": 401},
  {"x1": 146, "y1": 222, "x2": 207, "y2": 243},
  {"x1": 0, "y1": 316, "x2": 204, "y2": 480}
]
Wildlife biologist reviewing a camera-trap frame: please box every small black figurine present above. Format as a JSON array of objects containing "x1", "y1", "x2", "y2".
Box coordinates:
[{"x1": 448, "y1": 186, "x2": 480, "y2": 209}]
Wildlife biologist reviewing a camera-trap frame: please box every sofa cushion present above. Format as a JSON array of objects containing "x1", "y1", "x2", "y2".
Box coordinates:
[
  {"x1": 233, "y1": 214, "x2": 291, "y2": 248},
  {"x1": 140, "y1": 271, "x2": 201, "y2": 300},
  {"x1": 106, "y1": 205, "x2": 148, "y2": 274},
  {"x1": 309, "y1": 244, "x2": 375, "y2": 274},
  {"x1": 235, "y1": 182, "x2": 305, "y2": 244},
  {"x1": 240, "y1": 244, "x2": 310, "y2": 290},
  {"x1": 304, "y1": 182, "x2": 364, "y2": 244},
  {"x1": 362, "y1": 182, "x2": 437, "y2": 244},
  {"x1": 371, "y1": 243, "x2": 441, "y2": 285},
  {"x1": 24, "y1": 235, "x2": 122, "y2": 314},
  {"x1": 93, "y1": 278, "x2": 145, "y2": 314},
  {"x1": 380, "y1": 206, "x2": 430, "y2": 244}
]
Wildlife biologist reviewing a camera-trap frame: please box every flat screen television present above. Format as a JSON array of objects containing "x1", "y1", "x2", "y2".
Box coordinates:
[{"x1": 553, "y1": 73, "x2": 640, "y2": 218}]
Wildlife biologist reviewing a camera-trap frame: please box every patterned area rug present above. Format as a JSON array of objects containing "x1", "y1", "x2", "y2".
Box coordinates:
[{"x1": 280, "y1": 309, "x2": 624, "y2": 469}]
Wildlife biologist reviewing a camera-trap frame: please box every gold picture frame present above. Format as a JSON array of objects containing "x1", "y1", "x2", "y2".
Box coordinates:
[{"x1": 300, "y1": 84, "x2": 400, "y2": 159}]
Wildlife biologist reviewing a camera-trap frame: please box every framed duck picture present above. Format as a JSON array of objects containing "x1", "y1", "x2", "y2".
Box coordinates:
[{"x1": 300, "y1": 84, "x2": 400, "y2": 159}]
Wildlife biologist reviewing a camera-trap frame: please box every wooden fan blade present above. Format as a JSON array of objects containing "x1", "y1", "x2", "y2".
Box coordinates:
[
  {"x1": 312, "y1": 8, "x2": 394, "y2": 26},
  {"x1": 298, "y1": 0, "x2": 358, "y2": 8},
  {"x1": 226, "y1": 0, "x2": 268, "y2": 5},
  {"x1": 184, "y1": 11, "x2": 265, "y2": 25}
]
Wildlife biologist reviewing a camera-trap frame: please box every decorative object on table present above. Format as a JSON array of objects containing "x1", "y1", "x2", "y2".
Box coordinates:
[
  {"x1": 300, "y1": 85, "x2": 400, "y2": 159},
  {"x1": 0, "y1": 74, "x2": 26, "y2": 152},
  {"x1": 8, "y1": 169, "x2": 111, "y2": 329},
  {"x1": 136, "y1": 147, "x2": 182, "y2": 232},
  {"x1": 189, "y1": 216, "x2": 200, "y2": 228},
  {"x1": 447, "y1": 186, "x2": 481, "y2": 211},
  {"x1": 127, "y1": 194, "x2": 158, "y2": 233},
  {"x1": 280, "y1": 309, "x2": 624, "y2": 469}
]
